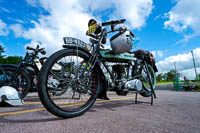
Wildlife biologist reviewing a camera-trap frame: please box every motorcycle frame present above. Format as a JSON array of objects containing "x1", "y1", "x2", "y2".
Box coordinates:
[{"x1": 63, "y1": 22, "x2": 156, "y2": 104}]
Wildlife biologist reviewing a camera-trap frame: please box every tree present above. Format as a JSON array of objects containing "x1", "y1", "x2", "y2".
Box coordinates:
[
  {"x1": 0, "y1": 45, "x2": 22, "y2": 64},
  {"x1": 157, "y1": 69, "x2": 181, "y2": 82},
  {"x1": 166, "y1": 69, "x2": 180, "y2": 81},
  {"x1": 0, "y1": 44, "x2": 5, "y2": 57},
  {"x1": 156, "y1": 73, "x2": 163, "y2": 82},
  {"x1": 0, "y1": 56, "x2": 22, "y2": 64}
]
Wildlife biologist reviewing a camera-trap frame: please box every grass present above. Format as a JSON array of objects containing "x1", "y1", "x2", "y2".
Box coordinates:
[
  {"x1": 194, "y1": 83, "x2": 200, "y2": 91},
  {"x1": 156, "y1": 81, "x2": 173, "y2": 85}
]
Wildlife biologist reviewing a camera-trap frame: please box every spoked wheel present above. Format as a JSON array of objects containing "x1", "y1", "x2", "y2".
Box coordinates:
[
  {"x1": 0, "y1": 66, "x2": 31, "y2": 99},
  {"x1": 38, "y1": 49, "x2": 100, "y2": 118},
  {"x1": 139, "y1": 64, "x2": 156, "y2": 97}
]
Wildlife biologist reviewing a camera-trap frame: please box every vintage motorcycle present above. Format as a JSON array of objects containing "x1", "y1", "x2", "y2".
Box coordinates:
[
  {"x1": 0, "y1": 45, "x2": 47, "y2": 98},
  {"x1": 38, "y1": 19, "x2": 158, "y2": 118}
]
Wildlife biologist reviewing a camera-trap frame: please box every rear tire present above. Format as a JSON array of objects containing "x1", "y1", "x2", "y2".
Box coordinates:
[{"x1": 38, "y1": 49, "x2": 100, "y2": 118}]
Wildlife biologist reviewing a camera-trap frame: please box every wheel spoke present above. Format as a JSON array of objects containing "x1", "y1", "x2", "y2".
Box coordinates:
[{"x1": 45, "y1": 52, "x2": 97, "y2": 112}]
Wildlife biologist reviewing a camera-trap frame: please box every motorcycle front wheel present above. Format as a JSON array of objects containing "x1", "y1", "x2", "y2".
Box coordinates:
[
  {"x1": 38, "y1": 49, "x2": 100, "y2": 118},
  {"x1": 139, "y1": 64, "x2": 156, "y2": 97},
  {"x1": 0, "y1": 66, "x2": 31, "y2": 99}
]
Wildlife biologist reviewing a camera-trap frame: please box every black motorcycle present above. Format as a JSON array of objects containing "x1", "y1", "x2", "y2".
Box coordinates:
[
  {"x1": 0, "y1": 45, "x2": 47, "y2": 98},
  {"x1": 38, "y1": 19, "x2": 158, "y2": 118}
]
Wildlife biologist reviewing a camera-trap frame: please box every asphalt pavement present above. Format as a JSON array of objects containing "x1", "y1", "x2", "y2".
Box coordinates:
[
  {"x1": 155, "y1": 83, "x2": 174, "y2": 90},
  {"x1": 0, "y1": 89, "x2": 200, "y2": 133}
]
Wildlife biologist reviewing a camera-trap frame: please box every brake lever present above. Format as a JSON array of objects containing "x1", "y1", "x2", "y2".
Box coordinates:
[
  {"x1": 36, "y1": 44, "x2": 39, "y2": 49},
  {"x1": 101, "y1": 45, "x2": 104, "y2": 48}
]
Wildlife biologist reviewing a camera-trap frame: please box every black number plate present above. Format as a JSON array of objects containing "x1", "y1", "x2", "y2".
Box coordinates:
[{"x1": 63, "y1": 37, "x2": 86, "y2": 48}]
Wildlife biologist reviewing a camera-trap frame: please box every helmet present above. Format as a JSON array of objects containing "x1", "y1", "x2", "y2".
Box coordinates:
[
  {"x1": 110, "y1": 27, "x2": 135, "y2": 53},
  {"x1": 0, "y1": 86, "x2": 23, "y2": 106}
]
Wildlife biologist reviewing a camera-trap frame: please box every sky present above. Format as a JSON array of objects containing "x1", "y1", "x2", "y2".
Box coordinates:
[{"x1": 0, "y1": 0, "x2": 200, "y2": 79}]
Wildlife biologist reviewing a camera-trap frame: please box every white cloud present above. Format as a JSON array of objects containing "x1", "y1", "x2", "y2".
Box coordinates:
[
  {"x1": 22, "y1": 0, "x2": 92, "y2": 54},
  {"x1": 16, "y1": 0, "x2": 153, "y2": 55},
  {"x1": 25, "y1": 0, "x2": 39, "y2": 7},
  {"x1": 0, "y1": 19, "x2": 9, "y2": 36},
  {"x1": 181, "y1": 68, "x2": 200, "y2": 80},
  {"x1": 79, "y1": 0, "x2": 153, "y2": 29},
  {"x1": 9, "y1": 24, "x2": 24, "y2": 37},
  {"x1": 156, "y1": 47, "x2": 200, "y2": 79},
  {"x1": 151, "y1": 50, "x2": 164, "y2": 58},
  {"x1": 164, "y1": 0, "x2": 200, "y2": 43}
]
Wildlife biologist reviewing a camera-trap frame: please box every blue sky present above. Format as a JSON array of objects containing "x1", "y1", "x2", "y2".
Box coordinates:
[{"x1": 0, "y1": 0, "x2": 200, "y2": 79}]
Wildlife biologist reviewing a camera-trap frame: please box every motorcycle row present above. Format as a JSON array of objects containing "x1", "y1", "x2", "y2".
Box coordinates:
[{"x1": 0, "y1": 19, "x2": 158, "y2": 118}]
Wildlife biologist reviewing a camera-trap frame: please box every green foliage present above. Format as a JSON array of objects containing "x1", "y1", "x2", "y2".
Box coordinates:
[
  {"x1": 156, "y1": 69, "x2": 180, "y2": 82},
  {"x1": 0, "y1": 56, "x2": 22, "y2": 64},
  {"x1": 0, "y1": 44, "x2": 5, "y2": 57},
  {"x1": 156, "y1": 73, "x2": 163, "y2": 82},
  {"x1": 0, "y1": 44, "x2": 23, "y2": 64}
]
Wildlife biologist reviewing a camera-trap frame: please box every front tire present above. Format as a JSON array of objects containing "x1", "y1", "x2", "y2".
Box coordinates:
[
  {"x1": 0, "y1": 66, "x2": 31, "y2": 99},
  {"x1": 38, "y1": 49, "x2": 100, "y2": 118},
  {"x1": 139, "y1": 64, "x2": 156, "y2": 97}
]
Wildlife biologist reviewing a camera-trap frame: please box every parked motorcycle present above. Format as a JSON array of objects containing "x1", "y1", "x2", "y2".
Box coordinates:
[
  {"x1": 37, "y1": 19, "x2": 158, "y2": 118},
  {"x1": 0, "y1": 45, "x2": 47, "y2": 98}
]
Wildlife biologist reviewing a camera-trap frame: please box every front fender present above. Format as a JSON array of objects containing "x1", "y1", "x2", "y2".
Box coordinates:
[
  {"x1": 0, "y1": 64, "x2": 20, "y2": 68},
  {"x1": 153, "y1": 64, "x2": 158, "y2": 73},
  {"x1": 0, "y1": 64, "x2": 32, "y2": 81},
  {"x1": 63, "y1": 45, "x2": 91, "y2": 56}
]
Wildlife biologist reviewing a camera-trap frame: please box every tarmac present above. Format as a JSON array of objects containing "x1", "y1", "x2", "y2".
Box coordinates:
[{"x1": 0, "y1": 89, "x2": 200, "y2": 133}]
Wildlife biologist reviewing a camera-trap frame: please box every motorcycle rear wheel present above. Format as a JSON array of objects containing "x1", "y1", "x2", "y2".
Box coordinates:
[{"x1": 38, "y1": 49, "x2": 100, "y2": 118}]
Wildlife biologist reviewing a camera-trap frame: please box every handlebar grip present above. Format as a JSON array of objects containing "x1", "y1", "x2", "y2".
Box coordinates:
[
  {"x1": 26, "y1": 46, "x2": 35, "y2": 51},
  {"x1": 40, "y1": 49, "x2": 46, "y2": 55},
  {"x1": 119, "y1": 19, "x2": 126, "y2": 23},
  {"x1": 102, "y1": 19, "x2": 126, "y2": 26}
]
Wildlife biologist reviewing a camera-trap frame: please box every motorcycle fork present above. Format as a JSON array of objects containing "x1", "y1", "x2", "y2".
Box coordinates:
[
  {"x1": 0, "y1": 67, "x2": 6, "y2": 76},
  {"x1": 144, "y1": 61, "x2": 157, "y2": 105},
  {"x1": 85, "y1": 53, "x2": 98, "y2": 74}
]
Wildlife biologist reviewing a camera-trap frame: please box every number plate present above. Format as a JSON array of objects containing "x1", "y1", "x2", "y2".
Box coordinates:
[{"x1": 63, "y1": 37, "x2": 91, "y2": 51}]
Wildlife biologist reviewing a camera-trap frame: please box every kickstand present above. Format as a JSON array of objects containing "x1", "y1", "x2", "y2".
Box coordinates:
[
  {"x1": 135, "y1": 92, "x2": 138, "y2": 104},
  {"x1": 151, "y1": 92, "x2": 153, "y2": 106},
  {"x1": 135, "y1": 91, "x2": 153, "y2": 105}
]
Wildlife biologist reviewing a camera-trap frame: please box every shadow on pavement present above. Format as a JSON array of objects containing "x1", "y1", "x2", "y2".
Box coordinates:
[
  {"x1": 0, "y1": 117, "x2": 62, "y2": 123},
  {"x1": 89, "y1": 98, "x2": 152, "y2": 113}
]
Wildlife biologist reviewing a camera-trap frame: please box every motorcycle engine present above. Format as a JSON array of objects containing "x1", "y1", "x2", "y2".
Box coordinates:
[
  {"x1": 112, "y1": 65, "x2": 125, "y2": 80},
  {"x1": 112, "y1": 65, "x2": 128, "y2": 95},
  {"x1": 112, "y1": 64, "x2": 143, "y2": 95}
]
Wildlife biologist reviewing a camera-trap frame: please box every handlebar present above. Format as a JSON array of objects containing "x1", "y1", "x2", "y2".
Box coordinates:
[
  {"x1": 26, "y1": 45, "x2": 46, "y2": 55},
  {"x1": 102, "y1": 19, "x2": 126, "y2": 26},
  {"x1": 26, "y1": 46, "x2": 35, "y2": 51}
]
